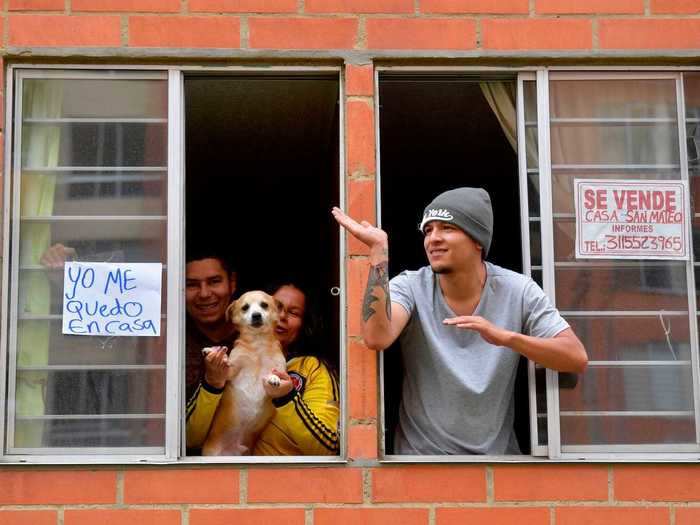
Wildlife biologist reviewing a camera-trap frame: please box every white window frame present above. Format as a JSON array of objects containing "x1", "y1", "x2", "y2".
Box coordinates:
[
  {"x1": 375, "y1": 65, "x2": 700, "y2": 463},
  {"x1": 0, "y1": 64, "x2": 347, "y2": 465}
]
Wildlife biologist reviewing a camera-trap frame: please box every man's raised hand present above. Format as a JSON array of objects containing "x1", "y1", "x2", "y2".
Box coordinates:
[{"x1": 332, "y1": 207, "x2": 388, "y2": 253}]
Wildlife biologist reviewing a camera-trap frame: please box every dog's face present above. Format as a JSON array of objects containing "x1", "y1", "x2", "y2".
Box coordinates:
[{"x1": 226, "y1": 291, "x2": 279, "y2": 331}]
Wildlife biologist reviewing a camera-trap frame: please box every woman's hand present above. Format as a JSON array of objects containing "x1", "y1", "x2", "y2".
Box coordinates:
[
  {"x1": 39, "y1": 243, "x2": 76, "y2": 269},
  {"x1": 263, "y1": 369, "x2": 294, "y2": 398}
]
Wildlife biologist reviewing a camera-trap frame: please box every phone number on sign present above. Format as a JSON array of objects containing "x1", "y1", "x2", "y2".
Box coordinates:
[{"x1": 604, "y1": 234, "x2": 683, "y2": 252}]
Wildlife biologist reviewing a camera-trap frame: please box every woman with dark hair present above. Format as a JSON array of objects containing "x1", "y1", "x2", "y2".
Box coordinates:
[{"x1": 253, "y1": 281, "x2": 340, "y2": 456}]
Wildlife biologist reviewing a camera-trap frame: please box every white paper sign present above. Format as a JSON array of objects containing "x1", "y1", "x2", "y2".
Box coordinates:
[
  {"x1": 62, "y1": 262, "x2": 162, "y2": 337},
  {"x1": 574, "y1": 179, "x2": 689, "y2": 260}
]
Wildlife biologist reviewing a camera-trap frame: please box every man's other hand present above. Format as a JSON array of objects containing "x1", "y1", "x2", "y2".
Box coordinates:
[{"x1": 443, "y1": 315, "x2": 513, "y2": 347}]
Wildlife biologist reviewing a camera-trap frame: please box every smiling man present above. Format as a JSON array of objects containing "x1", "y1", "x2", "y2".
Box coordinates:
[
  {"x1": 184, "y1": 252, "x2": 237, "y2": 454},
  {"x1": 333, "y1": 187, "x2": 588, "y2": 455}
]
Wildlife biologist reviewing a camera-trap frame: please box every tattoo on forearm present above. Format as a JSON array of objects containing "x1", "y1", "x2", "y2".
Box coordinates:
[{"x1": 363, "y1": 261, "x2": 391, "y2": 322}]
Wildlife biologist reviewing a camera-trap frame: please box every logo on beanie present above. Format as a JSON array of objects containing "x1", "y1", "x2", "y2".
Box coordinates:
[{"x1": 423, "y1": 208, "x2": 454, "y2": 222}]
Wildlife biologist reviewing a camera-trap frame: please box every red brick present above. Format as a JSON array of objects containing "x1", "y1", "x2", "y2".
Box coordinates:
[
  {"x1": 373, "y1": 466, "x2": 486, "y2": 502},
  {"x1": 677, "y1": 508, "x2": 700, "y2": 525},
  {"x1": 190, "y1": 0, "x2": 297, "y2": 12},
  {"x1": 348, "y1": 423, "x2": 378, "y2": 459},
  {"x1": 347, "y1": 179, "x2": 376, "y2": 255},
  {"x1": 482, "y1": 18, "x2": 592, "y2": 50},
  {"x1": 349, "y1": 339, "x2": 378, "y2": 418},
  {"x1": 0, "y1": 470, "x2": 116, "y2": 504},
  {"x1": 0, "y1": 511, "x2": 57, "y2": 525},
  {"x1": 9, "y1": 0, "x2": 63, "y2": 10},
  {"x1": 315, "y1": 508, "x2": 429, "y2": 525},
  {"x1": 615, "y1": 465, "x2": 700, "y2": 501},
  {"x1": 347, "y1": 257, "x2": 369, "y2": 337},
  {"x1": 306, "y1": 0, "x2": 413, "y2": 13},
  {"x1": 652, "y1": 0, "x2": 700, "y2": 13},
  {"x1": 536, "y1": 0, "x2": 643, "y2": 13},
  {"x1": 367, "y1": 18, "x2": 476, "y2": 50},
  {"x1": 346, "y1": 100, "x2": 375, "y2": 178},
  {"x1": 437, "y1": 508, "x2": 549, "y2": 525},
  {"x1": 124, "y1": 469, "x2": 238, "y2": 504},
  {"x1": 191, "y1": 509, "x2": 305, "y2": 525},
  {"x1": 556, "y1": 507, "x2": 669, "y2": 525},
  {"x1": 346, "y1": 64, "x2": 374, "y2": 97},
  {"x1": 249, "y1": 18, "x2": 358, "y2": 49},
  {"x1": 599, "y1": 18, "x2": 700, "y2": 49},
  {"x1": 494, "y1": 465, "x2": 607, "y2": 501},
  {"x1": 8, "y1": 15, "x2": 121, "y2": 47},
  {"x1": 65, "y1": 510, "x2": 180, "y2": 525},
  {"x1": 422, "y1": 0, "x2": 528, "y2": 13},
  {"x1": 248, "y1": 468, "x2": 363, "y2": 503},
  {"x1": 72, "y1": 0, "x2": 181, "y2": 11},
  {"x1": 129, "y1": 16, "x2": 240, "y2": 48}
]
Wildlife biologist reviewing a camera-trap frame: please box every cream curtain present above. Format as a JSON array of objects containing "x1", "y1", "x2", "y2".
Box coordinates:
[
  {"x1": 480, "y1": 81, "x2": 538, "y2": 169},
  {"x1": 14, "y1": 80, "x2": 62, "y2": 447}
]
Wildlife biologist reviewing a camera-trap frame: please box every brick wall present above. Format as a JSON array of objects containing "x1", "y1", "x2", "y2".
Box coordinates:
[
  {"x1": 1, "y1": 1, "x2": 700, "y2": 524},
  {"x1": 3, "y1": 465, "x2": 700, "y2": 524},
  {"x1": 0, "y1": 0, "x2": 698, "y2": 51}
]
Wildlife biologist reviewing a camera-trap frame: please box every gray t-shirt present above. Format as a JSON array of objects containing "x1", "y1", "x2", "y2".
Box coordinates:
[{"x1": 389, "y1": 262, "x2": 569, "y2": 455}]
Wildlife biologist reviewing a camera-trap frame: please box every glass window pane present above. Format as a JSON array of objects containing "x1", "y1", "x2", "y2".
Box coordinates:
[
  {"x1": 568, "y1": 315, "x2": 692, "y2": 362},
  {"x1": 684, "y1": 73, "x2": 700, "y2": 120},
  {"x1": 17, "y1": 319, "x2": 166, "y2": 366},
  {"x1": 550, "y1": 124, "x2": 679, "y2": 166},
  {"x1": 523, "y1": 80, "x2": 539, "y2": 170},
  {"x1": 8, "y1": 73, "x2": 168, "y2": 453},
  {"x1": 529, "y1": 220, "x2": 542, "y2": 267},
  {"x1": 555, "y1": 264, "x2": 688, "y2": 311},
  {"x1": 561, "y1": 415, "x2": 695, "y2": 445},
  {"x1": 550, "y1": 80, "x2": 678, "y2": 119},
  {"x1": 560, "y1": 365, "x2": 695, "y2": 412},
  {"x1": 50, "y1": 171, "x2": 167, "y2": 216}
]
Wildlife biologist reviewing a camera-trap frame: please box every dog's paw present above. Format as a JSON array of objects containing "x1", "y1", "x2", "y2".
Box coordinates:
[
  {"x1": 266, "y1": 374, "x2": 281, "y2": 388},
  {"x1": 201, "y1": 347, "x2": 214, "y2": 356}
]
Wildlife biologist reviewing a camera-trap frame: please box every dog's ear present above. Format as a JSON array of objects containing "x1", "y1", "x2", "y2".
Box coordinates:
[{"x1": 225, "y1": 299, "x2": 236, "y2": 324}]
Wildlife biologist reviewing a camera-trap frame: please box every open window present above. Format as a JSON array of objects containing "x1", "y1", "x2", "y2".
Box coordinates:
[
  {"x1": 377, "y1": 69, "x2": 700, "y2": 461},
  {"x1": 377, "y1": 72, "x2": 527, "y2": 457},
  {"x1": 0, "y1": 67, "x2": 343, "y2": 463},
  {"x1": 183, "y1": 72, "x2": 342, "y2": 458}
]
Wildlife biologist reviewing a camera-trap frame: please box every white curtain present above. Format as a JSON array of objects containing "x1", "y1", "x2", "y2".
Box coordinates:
[
  {"x1": 480, "y1": 81, "x2": 538, "y2": 168},
  {"x1": 15, "y1": 80, "x2": 62, "y2": 447}
]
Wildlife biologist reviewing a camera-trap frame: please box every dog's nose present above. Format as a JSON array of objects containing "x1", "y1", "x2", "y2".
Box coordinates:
[{"x1": 251, "y1": 312, "x2": 263, "y2": 325}]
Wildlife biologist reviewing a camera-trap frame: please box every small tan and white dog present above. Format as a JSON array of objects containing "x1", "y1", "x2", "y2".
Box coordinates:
[{"x1": 201, "y1": 290, "x2": 287, "y2": 456}]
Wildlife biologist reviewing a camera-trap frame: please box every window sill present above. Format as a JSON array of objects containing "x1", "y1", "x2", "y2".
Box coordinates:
[
  {"x1": 381, "y1": 453, "x2": 700, "y2": 463},
  {"x1": 0, "y1": 455, "x2": 348, "y2": 466}
]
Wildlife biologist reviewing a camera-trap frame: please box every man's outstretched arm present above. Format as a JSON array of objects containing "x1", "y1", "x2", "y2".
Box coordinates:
[
  {"x1": 443, "y1": 316, "x2": 588, "y2": 373},
  {"x1": 332, "y1": 207, "x2": 409, "y2": 350}
]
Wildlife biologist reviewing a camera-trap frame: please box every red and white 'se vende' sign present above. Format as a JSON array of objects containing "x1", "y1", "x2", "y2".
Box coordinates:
[{"x1": 574, "y1": 179, "x2": 689, "y2": 260}]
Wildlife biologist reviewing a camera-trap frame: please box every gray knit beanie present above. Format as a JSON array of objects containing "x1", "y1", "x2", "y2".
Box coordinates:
[{"x1": 419, "y1": 187, "x2": 494, "y2": 257}]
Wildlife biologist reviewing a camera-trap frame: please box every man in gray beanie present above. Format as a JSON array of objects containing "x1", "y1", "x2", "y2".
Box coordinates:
[{"x1": 333, "y1": 187, "x2": 587, "y2": 455}]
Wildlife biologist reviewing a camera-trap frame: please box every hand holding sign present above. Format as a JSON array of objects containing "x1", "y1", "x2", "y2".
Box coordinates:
[{"x1": 62, "y1": 262, "x2": 163, "y2": 337}]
